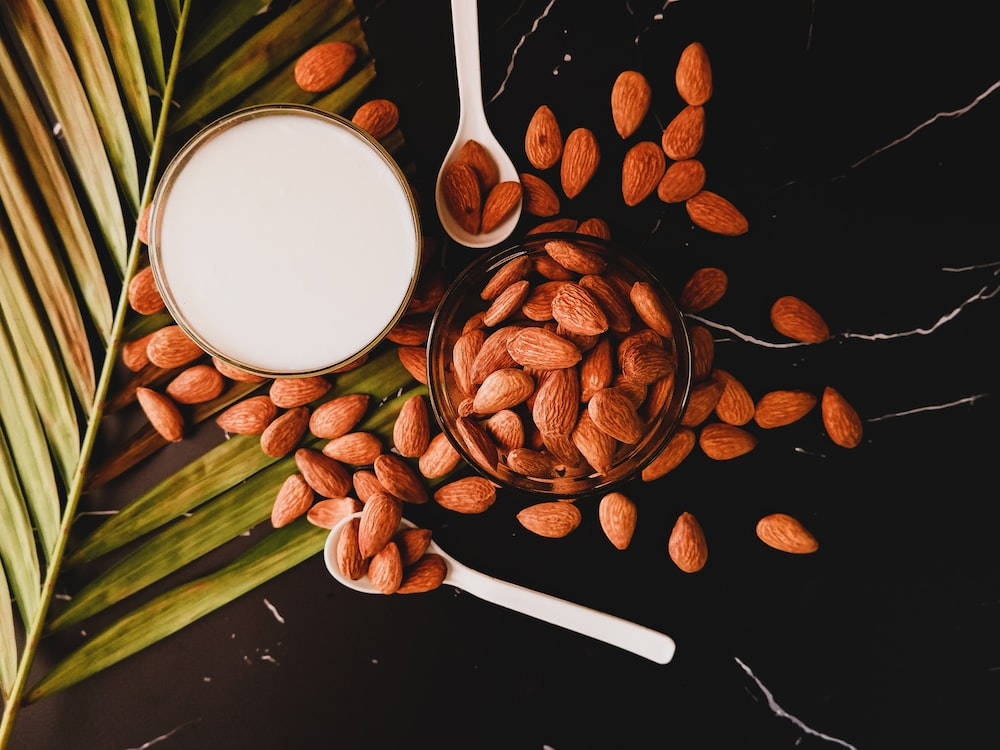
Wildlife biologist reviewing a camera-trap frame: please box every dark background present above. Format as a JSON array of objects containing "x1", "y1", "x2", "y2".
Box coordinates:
[{"x1": 15, "y1": 0, "x2": 1000, "y2": 747}]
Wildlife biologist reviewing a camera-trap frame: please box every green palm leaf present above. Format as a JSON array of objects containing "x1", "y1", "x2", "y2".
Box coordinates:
[
  {"x1": 0, "y1": 425, "x2": 42, "y2": 624},
  {"x1": 130, "y1": 0, "x2": 166, "y2": 92},
  {"x1": 179, "y1": 0, "x2": 271, "y2": 70},
  {"x1": 0, "y1": 565, "x2": 16, "y2": 699}
]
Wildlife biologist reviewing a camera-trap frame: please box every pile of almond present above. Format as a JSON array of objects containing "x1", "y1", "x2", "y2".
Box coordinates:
[{"x1": 440, "y1": 140, "x2": 523, "y2": 234}]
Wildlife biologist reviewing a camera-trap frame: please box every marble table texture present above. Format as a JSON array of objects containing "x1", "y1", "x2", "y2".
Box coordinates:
[{"x1": 16, "y1": 0, "x2": 999, "y2": 748}]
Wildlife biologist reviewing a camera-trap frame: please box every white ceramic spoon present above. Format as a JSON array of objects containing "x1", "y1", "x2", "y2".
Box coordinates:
[
  {"x1": 434, "y1": 0, "x2": 523, "y2": 248},
  {"x1": 324, "y1": 513, "x2": 676, "y2": 664}
]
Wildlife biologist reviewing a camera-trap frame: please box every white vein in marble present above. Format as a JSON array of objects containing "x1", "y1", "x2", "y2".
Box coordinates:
[
  {"x1": 685, "y1": 314, "x2": 807, "y2": 349},
  {"x1": 735, "y1": 658, "x2": 857, "y2": 749},
  {"x1": 941, "y1": 260, "x2": 1000, "y2": 273},
  {"x1": 867, "y1": 393, "x2": 990, "y2": 422},
  {"x1": 633, "y1": 0, "x2": 683, "y2": 45},
  {"x1": 848, "y1": 79, "x2": 1000, "y2": 170},
  {"x1": 122, "y1": 719, "x2": 199, "y2": 750},
  {"x1": 262, "y1": 597, "x2": 285, "y2": 624},
  {"x1": 793, "y1": 446, "x2": 828, "y2": 458},
  {"x1": 489, "y1": 0, "x2": 558, "y2": 104}
]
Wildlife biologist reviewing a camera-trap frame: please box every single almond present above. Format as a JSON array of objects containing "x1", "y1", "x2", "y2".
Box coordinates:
[
  {"x1": 127, "y1": 266, "x2": 165, "y2": 315},
  {"x1": 676, "y1": 42, "x2": 713, "y2": 105},
  {"x1": 541, "y1": 430, "x2": 584, "y2": 468},
  {"x1": 136, "y1": 388, "x2": 183, "y2": 442},
  {"x1": 294, "y1": 41, "x2": 356, "y2": 93},
  {"x1": 622, "y1": 141, "x2": 666, "y2": 206},
  {"x1": 212, "y1": 357, "x2": 268, "y2": 383},
  {"x1": 457, "y1": 139, "x2": 500, "y2": 191},
  {"x1": 309, "y1": 393, "x2": 370, "y2": 439},
  {"x1": 483, "y1": 409, "x2": 525, "y2": 452},
  {"x1": 712, "y1": 369, "x2": 755, "y2": 426},
  {"x1": 642, "y1": 373, "x2": 675, "y2": 420},
  {"x1": 482, "y1": 256, "x2": 533, "y2": 300},
  {"x1": 611, "y1": 70, "x2": 651, "y2": 139},
  {"x1": 473, "y1": 368, "x2": 535, "y2": 415},
  {"x1": 579, "y1": 338, "x2": 613, "y2": 402},
  {"x1": 534, "y1": 253, "x2": 577, "y2": 280},
  {"x1": 579, "y1": 275, "x2": 631, "y2": 333},
  {"x1": 295, "y1": 448, "x2": 351, "y2": 497},
  {"x1": 373, "y1": 453, "x2": 428, "y2": 504},
  {"x1": 528, "y1": 218, "x2": 578, "y2": 236},
  {"x1": 517, "y1": 502, "x2": 581, "y2": 538},
  {"x1": 166, "y1": 364, "x2": 224, "y2": 405},
  {"x1": 441, "y1": 161, "x2": 481, "y2": 233},
  {"x1": 617, "y1": 328, "x2": 663, "y2": 371},
  {"x1": 657, "y1": 159, "x2": 706, "y2": 203},
  {"x1": 589, "y1": 387, "x2": 642, "y2": 443},
  {"x1": 505, "y1": 447, "x2": 557, "y2": 477},
  {"x1": 690, "y1": 325, "x2": 715, "y2": 381},
  {"x1": 269, "y1": 376, "x2": 330, "y2": 408},
  {"x1": 521, "y1": 280, "x2": 563, "y2": 321},
  {"x1": 576, "y1": 217, "x2": 611, "y2": 240},
  {"x1": 681, "y1": 380, "x2": 724, "y2": 426},
  {"x1": 661, "y1": 105, "x2": 705, "y2": 161},
  {"x1": 471, "y1": 326, "x2": 521, "y2": 385},
  {"x1": 524, "y1": 105, "x2": 563, "y2": 169},
  {"x1": 458, "y1": 397, "x2": 475, "y2": 417},
  {"x1": 386, "y1": 315, "x2": 430, "y2": 346},
  {"x1": 136, "y1": 203, "x2": 151, "y2": 245},
  {"x1": 393, "y1": 395, "x2": 431, "y2": 457},
  {"x1": 260, "y1": 407, "x2": 309, "y2": 458},
  {"x1": 216, "y1": 395, "x2": 278, "y2": 434},
  {"x1": 519, "y1": 173, "x2": 560, "y2": 217},
  {"x1": 560, "y1": 127, "x2": 600, "y2": 199},
  {"x1": 394, "y1": 528, "x2": 432, "y2": 566},
  {"x1": 611, "y1": 374, "x2": 646, "y2": 409},
  {"x1": 554, "y1": 325, "x2": 600, "y2": 353},
  {"x1": 336, "y1": 518, "x2": 366, "y2": 578},
  {"x1": 323, "y1": 432, "x2": 383, "y2": 465},
  {"x1": 544, "y1": 240, "x2": 607, "y2": 275},
  {"x1": 754, "y1": 390, "x2": 818, "y2": 429},
  {"x1": 686, "y1": 191, "x2": 748, "y2": 236},
  {"x1": 352, "y1": 99, "x2": 399, "y2": 139},
  {"x1": 307, "y1": 497, "x2": 362, "y2": 529},
  {"x1": 146, "y1": 325, "x2": 203, "y2": 369},
  {"x1": 418, "y1": 433, "x2": 461, "y2": 480},
  {"x1": 699, "y1": 423, "x2": 758, "y2": 459},
  {"x1": 121, "y1": 333, "x2": 155, "y2": 371},
  {"x1": 397, "y1": 346, "x2": 428, "y2": 384},
  {"x1": 397, "y1": 554, "x2": 447, "y2": 594},
  {"x1": 629, "y1": 282, "x2": 674, "y2": 337},
  {"x1": 507, "y1": 327, "x2": 581, "y2": 370},
  {"x1": 641, "y1": 427, "x2": 695, "y2": 481},
  {"x1": 668, "y1": 512, "x2": 708, "y2": 572},
  {"x1": 271, "y1": 473, "x2": 313, "y2": 528},
  {"x1": 678, "y1": 267, "x2": 727, "y2": 312},
  {"x1": 532, "y1": 367, "x2": 580, "y2": 435},
  {"x1": 551, "y1": 283, "x2": 609, "y2": 336},
  {"x1": 599, "y1": 492, "x2": 636, "y2": 549},
  {"x1": 572, "y1": 411, "x2": 616, "y2": 475},
  {"x1": 369, "y1": 542, "x2": 403, "y2": 593},
  {"x1": 352, "y1": 470, "x2": 385, "y2": 503},
  {"x1": 453, "y1": 329, "x2": 485, "y2": 396},
  {"x1": 434, "y1": 476, "x2": 496, "y2": 514},
  {"x1": 481, "y1": 181, "x2": 523, "y2": 233},
  {"x1": 483, "y1": 280, "x2": 530, "y2": 327},
  {"x1": 622, "y1": 343, "x2": 674, "y2": 386},
  {"x1": 756, "y1": 513, "x2": 819, "y2": 554},
  {"x1": 822, "y1": 387, "x2": 862, "y2": 448},
  {"x1": 455, "y1": 416, "x2": 499, "y2": 470},
  {"x1": 358, "y1": 492, "x2": 402, "y2": 558},
  {"x1": 770, "y1": 296, "x2": 830, "y2": 343}
]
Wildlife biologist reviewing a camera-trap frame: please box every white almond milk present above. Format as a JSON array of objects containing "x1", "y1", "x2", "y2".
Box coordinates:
[{"x1": 153, "y1": 108, "x2": 418, "y2": 374}]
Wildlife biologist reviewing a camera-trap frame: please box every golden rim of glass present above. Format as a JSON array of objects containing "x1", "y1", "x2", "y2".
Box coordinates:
[{"x1": 148, "y1": 104, "x2": 422, "y2": 378}]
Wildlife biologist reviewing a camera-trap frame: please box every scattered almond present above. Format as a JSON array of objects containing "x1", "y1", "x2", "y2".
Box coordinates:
[
  {"x1": 699, "y1": 423, "x2": 757, "y2": 459},
  {"x1": 166, "y1": 364, "x2": 224, "y2": 405},
  {"x1": 560, "y1": 127, "x2": 600, "y2": 199},
  {"x1": 454, "y1": 416, "x2": 499, "y2": 470},
  {"x1": 358, "y1": 492, "x2": 402, "y2": 558},
  {"x1": 434, "y1": 477, "x2": 497, "y2": 514},
  {"x1": 689, "y1": 325, "x2": 715, "y2": 381},
  {"x1": 352, "y1": 470, "x2": 385, "y2": 503},
  {"x1": 599, "y1": 492, "x2": 637, "y2": 549},
  {"x1": 611, "y1": 70, "x2": 651, "y2": 138},
  {"x1": 146, "y1": 325, "x2": 203, "y2": 369},
  {"x1": 295, "y1": 448, "x2": 351, "y2": 498},
  {"x1": 668, "y1": 512, "x2": 708, "y2": 572},
  {"x1": 629, "y1": 282, "x2": 673, "y2": 337},
  {"x1": 641, "y1": 427, "x2": 695, "y2": 481},
  {"x1": 269, "y1": 376, "x2": 330, "y2": 408},
  {"x1": 397, "y1": 554, "x2": 447, "y2": 594},
  {"x1": 127, "y1": 266, "x2": 165, "y2": 315},
  {"x1": 821, "y1": 386, "x2": 862, "y2": 448},
  {"x1": 212, "y1": 357, "x2": 268, "y2": 383},
  {"x1": 323, "y1": 432, "x2": 383, "y2": 465},
  {"x1": 675, "y1": 42, "x2": 713, "y2": 105},
  {"x1": 308, "y1": 497, "x2": 362, "y2": 529},
  {"x1": 525, "y1": 105, "x2": 563, "y2": 169},
  {"x1": 309, "y1": 393, "x2": 370, "y2": 439},
  {"x1": 770, "y1": 296, "x2": 830, "y2": 343},
  {"x1": 352, "y1": 99, "x2": 399, "y2": 140},
  {"x1": 756, "y1": 513, "x2": 819, "y2": 554},
  {"x1": 528, "y1": 218, "x2": 578, "y2": 235},
  {"x1": 622, "y1": 141, "x2": 666, "y2": 206},
  {"x1": 576, "y1": 217, "x2": 611, "y2": 240},
  {"x1": 712, "y1": 369, "x2": 755, "y2": 426},
  {"x1": 136, "y1": 203, "x2": 151, "y2": 245},
  {"x1": 481, "y1": 181, "x2": 523, "y2": 233},
  {"x1": 386, "y1": 316, "x2": 430, "y2": 346},
  {"x1": 681, "y1": 380, "x2": 725, "y2": 426},
  {"x1": 517, "y1": 502, "x2": 581, "y2": 538},
  {"x1": 294, "y1": 41, "x2": 356, "y2": 93},
  {"x1": 685, "y1": 191, "x2": 748, "y2": 236},
  {"x1": 395, "y1": 528, "x2": 432, "y2": 566},
  {"x1": 678, "y1": 267, "x2": 727, "y2": 312},
  {"x1": 393, "y1": 395, "x2": 431, "y2": 457},
  {"x1": 216, "y1": 396, "x2": 278, "y2": 435},
  {"x1": 754, "y1": 390, "x2": 818, "y2": 429},
  {"x1": 373, "y1": 453, "x2": 428, "y2": 504},
  {"x1": 397, "y1": 346, "x2": 428, "y2": 384},
  {"x1": 520, "y1": 173, "x2": 560, "y2": 216},
  {"x1": 271, "y1": 474, "x2": 313, "y2": 528},
  {"x1": 136, "y1": 388, "x2": 183, "y2": 443},
  {"x1": 657, "y1": 159, "x2": 706, "y2": 203},
  {"x1": 260, "y1": 407, "x2": 309, "y2": 458},
  {"x1": 121, "y1": 333, "x2": 155, "y2": 371},
  {"x1": 661, "y1": 105, "x2": 705, "y2": 160},
  {"x1": 369, "y1": 542, "x2": 403, "y2": 593}
]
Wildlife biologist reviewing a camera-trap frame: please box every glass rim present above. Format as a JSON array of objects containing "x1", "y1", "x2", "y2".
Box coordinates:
[{"x1": 148, "y1": 103, "x2": 422, "y2": 378}]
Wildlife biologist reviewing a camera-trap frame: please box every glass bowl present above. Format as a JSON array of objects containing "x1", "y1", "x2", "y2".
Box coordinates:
[{"x1": 426, "y1": 233, "x2": 692, "y2": 497}]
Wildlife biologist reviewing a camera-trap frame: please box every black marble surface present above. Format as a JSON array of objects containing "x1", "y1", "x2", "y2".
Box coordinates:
[{"x1": 15, "y1": 0, "x2": 1000, "y2": 747}]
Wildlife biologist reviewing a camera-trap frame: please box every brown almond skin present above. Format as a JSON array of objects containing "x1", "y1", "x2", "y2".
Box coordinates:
[
  {"x1": 822, "y1": 386, "x2": 863, "y2": 448},
  {"x1": 579, "y1": 275, "x2": 631, "y2": 333},
  {"x1": 528, "y1": 218, "x2": 578, "y2": 236},
  {"x1": 622, "y1": 141, "x2": 666, "y2": 206},
  {"x1": 269, "y1": 376, "x2": 330, "y2": 408},
  {"x1": 323, "y1": 432, "x2": 383, "y2": 465},
  {"x1": 543, "y1": 240, "x2": 607, "y2": 275},
  {"x1": 576, "y1": 217, "x2": 611, "y2": 240},
  {"x1": 393, "y1": 395, "x2": 431, "y2": 457},
  {"x1": 122, "y1": 333, "x2": 155, "y2": 371},
  {"x1": 629, "y1": 282, "x2": 673, "y2": 337},
  {"x1": 358, "y1": 492, "x2": 402, "y2": 558},
  {"x1": 419, "y1": 432, "x2": 461, "y2": 479},
  {"x1": 394, "y1": 528, "x2": 432, "y2": 566},
  {"x1": 771, "y1": 296, "x2": 830, "y2": 343},
  {"x1": 136, "y1": 203, "x2": 151, "y2": 245},
  {"x1": 690, "y1": 325, "x2": 715, "y2": 381},
  {"x1": 756, "y1": 513, "x2": 819, "y2": 554},
  {"x1": 307, "y1": 497, "x2": 362, "y2": 529},
  {"x1": 542, "y1": 430, "x2": 584, "y2": 468},
  {"x1": 525, "y1": 104, "x2": 563, "y2": 169},
  {"x1": 457, "y1": 139, "x2": 500, "y2": 191},
  {"x1": 482, "y1": 256, "x2": 533, "y2": 300},
  {"x1": 551, "y1": 283, "x2": 609, "y2": 336},
  {"x1": 471, "y1": 326, "x2": 521, "y2": 385},
  {"x1": 661, "y1": 105, "x2": 705, "y2": 161},
  {"x1": 678, "y1": 267, "x2": 727, "y2": 312},
  {"x1": 517, "y1": 502, "x2": 581, "y2": 538},
  {"x1": 521, "y1": 280, "x2": 563, "y2": 322},
  {"x1": 386, "y1": 315, "x2": 431, "y2": 347},
  {"x1": 271, "y1": 474, "x2": 313, "y2": 529},
  {"x1": 483, "y1": 410, "x2": 525, "y2": 452},
  {"x1": 397, "y1": 554, "x2": 447, "y2": 594},
  {"x1": 617, "y1": 329, "x2": 663, "y2": 371},
  {"x1": 453, "y1": 329, "x2": 485, "y2": 396},
  {"x1": 483, "y1": 280, "x2": 530, "y2": 327},
  {"x1": 533, "y1": 367, "x2": 580, "y2": 436},
  {"x1": 712, "y1": 369, "x2": 755, "y2": 426},
  {"x1": 166, "y1": 364, "x2": 224, "y2": 405},
  {"x1": 686, "y1": 191, "x2": 749, "y2": 236},
  {"x1": 681, "y1": 380, "x2": 725, "y2": 426},
  {"x1": 216, "y1": 395, "x2": 278, "y2": 435},
  {"x1": 455, "y1": 416, "x2": 499, "y2": 470},
  {"x1": 295, "y1": 448, "x2": 351, "y2": 498},
  {"x1": 580, "y1": 339, "x2": 613, "y2": 402},
  {"x1": 352, "y1": 470, "x2": 385, "y2": 503},
  {"x1": 699, "y1": 423, "x2": 758, "y2": 460},
  {"x1": 309, "y1": 394, "x2": 370, "y2": 439},
  {"x1": 754, "y1": 390, "x2": 818, "y2": 429},
  {"x1": 589, "y1": 387, "x2": 642, "y2": 443},
  {"x1": 369, "y1": 542, "x2": 403, "y2": 594},
  {"x1": 127, "y1": 266, "x2": 165, "y2": 314},
  {"x1": 406, "y1": 271, "x2": 446, "y2": 315},
  {"x1": 561, "y1": 127, "x2": 600, "y2": 199},
  {"x1": 668, "y1": 512, "x2": 708, "y2": 572},
  {"x1": 675, "y1": 42, "x2": 713, "y2": 105},
  {"x1": 336, "y1": 518, "x2": 366, "y2": 579},
  {"x1": 505, "y1": 447, "x2": 558, "y2": 478},
  {"x1": 473, "y1": 369, "x2": 534, "y2": 415},
  {"x1": 441, "y1": 161, "x2": 482, "y2": 233},
  {"x1": 146, "y1": 325, "x2": 203, "y2": 369},
  {"x1": 434, "y1": 477, "x2": 497, "y2": 514},
  {"x1": 136, "y1": 388, "x2": 183, "y2": 443},
  {"x1": 481, "y1": 181, "x2": 523, "y2": 233},
  {"x1": 599, "y1": 492, "x2": 637, "y2": 549},
  {"x1": 641, "y1": 427, "x2": 696, "y2": 481},
  {"x1": 519, "y1": 173, "x2": 560, "y2": 216},
  {"x1": 621, "y1": 343, "x2": 674, "y2": 386},
  {"x1": 294, "y1": 41, "x2": 356, "y2": 93},
  {"x1": 642, "y1": 373, "x2": 675, "y2": 421},
  {"x1": 611, "y1": 70, "x2": 651, "y2": 139},
  {"x1": 397, "y1": 346, "x2": 428, "y2": 384},
  {"x1": 352, "y1": 99, "x2": 399, "y2": 139},
  {"x1": 374, "y1": 453, "x2": 428, "y2": 504},
  {"x1": 211, "y1": 357, "x2": 267, "y2": 383},
  {"x1": 260, "y1": 407, "x2": 310, "y2": 458},
  {"x1": 572, "y1": 411, "x2": 616, "y2": 475},
  {"x1": 611, "y1": 375, "x2": 646, "y2": 410},
  {"x1": 657, "y1": 159, "x2": 706, "y2": 203}
]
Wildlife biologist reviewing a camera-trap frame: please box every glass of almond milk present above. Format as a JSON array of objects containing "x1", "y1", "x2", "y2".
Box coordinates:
[{"x1": 149, "y1": 105, "x2": 421, "y2": 377}]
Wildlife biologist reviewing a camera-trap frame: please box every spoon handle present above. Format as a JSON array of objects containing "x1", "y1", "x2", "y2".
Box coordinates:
[
  {"x1": 445, "y1": 561, "x2": 676, "y2": 664},
  {"x1": 449, "y1": 0, "x2": 486, "y2": 127}
]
